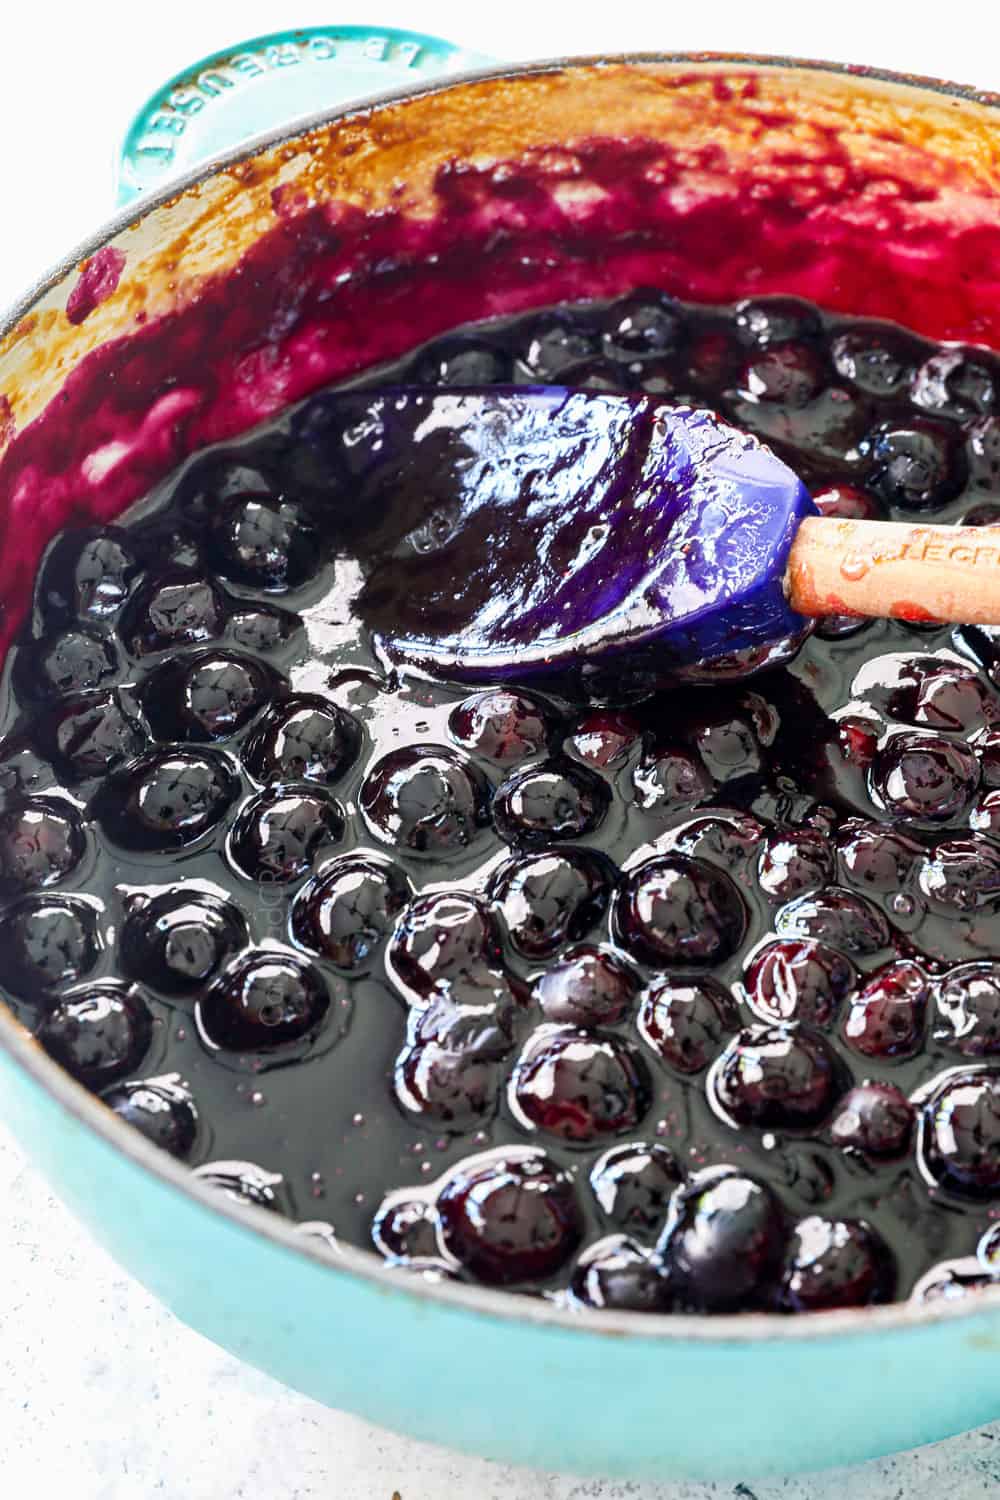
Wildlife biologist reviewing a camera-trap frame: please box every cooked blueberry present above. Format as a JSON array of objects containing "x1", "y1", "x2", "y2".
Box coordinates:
[
  {"x1": 571, "y1": 1235, "x2": 674, "y2": 1312},
  {"x1": 779, "y1": 1216, "x2": 894, "y2": 1311},
  {"x1": 601, "y1": 290, "x2": 684, "y2": 362},
  {"x1": 394, "y1": 998, "x2": 512, "y2": 1129},
  {"x1": 449, "y1": 689, "x2": 551, "y2": 763},
  {"x1": 638, "y1": 976, "x2": 736, "y2": 1073},
  {"x1": 197, "y1": 951, "x2": 329, "y2": 1053},
  {"x1": 829, "y1": 1082, "x2": 914, "y2": 1157},
  {"x1": 177, "y1": 452, "x2": 276, "y2": 526},
  {"x1": 101, "y1": 1075, "x2": 198, "y2": 1158},
  {"x1": 744, "y1": 940, "x2": 855, "y2": 1028},
  {"x1": 830, "y1": 325, "x2": 925, "y2": 397},
  {"x1": 757, "y1": 830, "x2": 834, "y2": 902},
  {"x1": 0, "y1": 797, "x2": 84, "y2": 892},
  {"x1": 842, "y1": 961, "x2": 930, "y2": 1059},
  {"x1": 207, "y1": 494, "x2": 318, "y2": 590},
  {"x1": 192, "y1": 1160, "x2": 286, "y2": 1211},
  {"x1": 36, "y1": 528, "x2": 138, "y2": 626},
  {"x1": 836, "y1": 820, "x2": 922, "y2": 892},
  {"x1": 590, "y1": 1142, "x2": 682, "y2": 1236},
  {"x1": 711, "y1": 1026, "x2": 840, "y2": 1129},
  {"x1": 775, "y1": 887, "x2": 890, "y2": 956},
  {"x1": 94, "y1": 749, "x2": 238, "y2": 850},
  {"x1": 520, "y1": 312, "x2": 598, "y2": 379},
  {"x1": 120, "y1": 889, "x2": 245, "y2": 994},
  {"x1": 912, "y1": 348, "x2": 998, "y2": 420},
  {"x1": 734, "y1": 297, "x2": 821, "y2": 348},
  {"x1": 670, "y1": 811, "x2": 766, "y2": 868},
  {"x1": 564, "y1": 710, "x2": 640, "y2": 770},
  {"x1": 372, "y1": 1195, "x2": 442, "y2": 1262},
  {"x1": 38, "y1": 982, "x2": 153, "y2": 1087},
  {"x1": 143, "y1": 652, "x2": 275, "y2": 741},
  {"x1": 229, "y1": 605, "x2": 302, "y2": 654},
  {"x1": 936, "y1": 964, "x2": 1000, "y2": 1056},
  {"x1": 122, "y1": 573, "x2": 225, "y2": 655},
  {"x1": 492, "y1": 848, "x2": 613, "y2": 957},
  {"x1": 660, "y1": 1168, "x2": 787, "y2": 1312},
  {"x1": 437, "y1": 1150, "x2": 583, "y2": 1285},
  {"x1": 360, "y1": 746, "x2": 491, "y2": 854},
  {"x1": 388, "y1": 891, "x2": 499, "y2": 998},
  {"x1": 561, "y1": 357, "x2": 627, "y2": 390},
  {"x1": 23, "y1": 629, "x2": 117, "y2": 700},
  {"x1": 493, "y1": 762, "x2": 609, "y2": 845},
  {"x1": 739, "y1": 342, "x2": 826, "y2": 406},
  {"x1": 871, "y1": 732, "x2": 980, "y2": 826},
  {"x1": 911, "y1": 1259, "x2": 1000, "y2": 1303},
  {"x1": 39, "y1": 690, "x2": 145, "y2": 780},
  {"x1": 0, "y1": 895, "x2": 99, "y2": 997},
  {"x1": 918, "y1": 837, "x2": 1000, "y2": 911},
  {"x1": 535, "y1": 945, "x2": 637, "y2": 1027},
  {"x1": 615, "y1": 854, "x2": 745, "y2": 967},
  {"x1": 632, "y1": 746, "x2": 713, "y2": 813},
  {"x1": 862, "y1": 419, "x2": 967, "y2": 511},
  {"x1": 510, "y1": 1026, "x2": 650, "y2": 1143},
  {"x1": 230, "y1": 789, "x2": 344, "y2": 882},
  {"x1": 416, "y1": 338, "x2": 511, "y2": 385},
  {"x1": 244, "y1": 694, "x2": 360, "y2": 786},
  {"x1": 292, "y1": 856, "x2": 410, "y2": 972},
  {"x1": 922, "y1": 1070, "x2": 1000, "y2": 1197}
]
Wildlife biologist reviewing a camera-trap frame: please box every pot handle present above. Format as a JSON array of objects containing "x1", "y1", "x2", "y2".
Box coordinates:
[{"x1": 116, "y1": 25, "x2": 496, "y2": 204}]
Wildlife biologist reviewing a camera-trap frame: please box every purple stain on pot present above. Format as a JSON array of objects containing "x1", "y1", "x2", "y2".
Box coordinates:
[{"x1": 65, "y1": 247, "x2": 127, "y2": 326}]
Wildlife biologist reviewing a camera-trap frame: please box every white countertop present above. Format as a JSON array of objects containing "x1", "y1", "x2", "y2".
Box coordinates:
[{"x1": 4, "y1": 6, "x2": 1000, "y2": 1495}]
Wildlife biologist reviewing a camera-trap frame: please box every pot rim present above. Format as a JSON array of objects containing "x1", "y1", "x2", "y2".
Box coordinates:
[{"x1": 3, "y1": 47, "x2": 1000, "y2": 1347}]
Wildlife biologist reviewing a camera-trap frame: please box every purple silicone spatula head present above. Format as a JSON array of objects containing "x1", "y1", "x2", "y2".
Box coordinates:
[{"x1": 293, "y1": 386, "x2": 817, "y2": 681}]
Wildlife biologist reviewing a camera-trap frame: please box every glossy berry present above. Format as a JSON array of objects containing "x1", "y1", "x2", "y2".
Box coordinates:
[
  {"x1": 229, "y1": 605, "x2": 301, "y2": 654},
  {"x1": 836, "y1": 820, "x2": 922, "y2": 893},
  {"x1": 740, "y1": 342, "x2": 826, "y2": 406},
  {"x1": 734, "y1": 296, "x2": 821, "y2": 348},
  {"x1": 520, "y1": 314, "x2": 598, "y2": 379},
  {"x1": 37, "y1": 528, "x2": 138, "y2": 625},
  {"x1": 744, "y1": 940, "x2": 855, "y2": 1028},
  {"x1": 437, "y1": 1150, "x2": 583, "y2": 1285},
  {"x1": 711, "y1": 1026, "x2": 840, "y2": 1129},
  {"x1": 871, "y1": 732, "x2": 980, "y2": 826},
  {"x1": 388, "y1": 891, "x2": 497, "y2": 999},
  {"x1": 590, "y1": 1142, "x2": 682, "y2": 1236},
  {"x1": 40, "y1": 690, "x2": 145, "y2": 781},
  {"x1": 632, "y1": 746, "x2": 713, "y2": 813},
  {"x1": 564, "y1": 710, "x2": 640, "y2": 769},
  {"x1": 535, "y1": 945, "x2": 638, "y2": 1027},
  {"x1": 102, "y1": 1076, "x2": 198, "y2": 1159},
  {"x1": 571, "y1": 1236, "x2": 674, "y2": 1312},
  {"x1": 917, "y1": 837, "x2": 1000, "y2": 912},
  {"x1": 660, "y1": 1168, "x2": 787, "y2": 1312},
  {"x1": 120, "y1": 889, "x2": 246, "y2": 994},
  {"x1": 842, "y1": 961, "x2": 930, "y2": 1059},
  {"x1": 372, "y1": 1195, "x2": 442, "y2": 1262},
  {"x1": 292, "y1": 856, "x2": 410, "y2": 972},
  {"x1": 197, "y1": 951, "x2": 330, "y2": 1054},
  {"x1": 395, "y1": 998, "x2": 512, "y2": 1129},
  {"x1": 0, "y1": 895, "x2": 99, "y2": 997},
  {"x1": 911, "y1": 348, "x2": 998, "y2": 421},
  {"x1": 448, "y1": 689, "x2": 551, "y2": 763},
  {"x1": 192, "y1": 1160, "x2": 285, "y2": 1212},
  {"x1": 94, "y1": 748, "x2": 238, "y2": 850},
  {"x1": 615, "y1": 854, "x2": 745, "y2": 967},
  {"x1": 863, "y1": 419, "x2": 966, "y2": 511},
  {"x1": 829, "y1": 1082, "x2": 914, "y2": 1157},
  {"x1": 830, "y1": 326, "x2": 924, "y2": 398},
  {"x1": 361, "y1": 746, "x2": 491, "y2": 854},
  {"x1": 775, "y1": 887, "x2": 890, "y2": 956},
  {"x1": 0, "y1": 797, "x2": 84, "y2": 893},
  {"x1": 492, "y1": 848, "x2": 612, "y2": 958},
  {"x1": 779, "y1": 1216, "x2": 893, "y2": 1311},
  {"x1": 143, "y1": 652, "x2": 274, "y2": 741},
  {"x1": 416, "y1": 338, "x2": 511, "y2": 385},
  {"x1": 493, "y1": 762, "x2": 609, "y2": 844},
  {"x1": 230, "y1": 789, "x2": 344, "y2": 882},
  {"x1": 38, "y1": 983, "x2": 153, "y2": 1087},
  {"x1": 244, "y1": 694, "x2": 360, "y2": 786},
  {"x1": 670, "y1": 811, "x2": 766, "y2": 869},
  {"x1": 911, "y1": 1259, "x2": 1000, "y2": 1303},
  {"x1": 638, "y1": 976, "x2": 736, "y2": 1073},
  {"x1": 208, "y1": 494, "x2": 318, "y2": 590},
  {"x1": 601, "y1": 290, "x2": 684, "y2": 362},
  {"x1": 26, "y1": 629, "x2": 118, "y2": 700},
  {"x1": 923, "y1": 1071, "x2": 1000, "y2": 1197},
  {"x1": 122, "y1": 573, "x2": 225, "y2": 655},
  {"x1": 757, "y1": 830, "x2": 834, "y2": 902},
  {"x1": 510, "y1": 1026, "x2": 651, "y2": 1142},
  {"x1": 936, "y1": 964, "x2": 1000, "y2": 1056}
]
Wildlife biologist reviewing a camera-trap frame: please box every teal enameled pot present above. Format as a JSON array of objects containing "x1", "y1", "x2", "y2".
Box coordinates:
[{"x1": 3, "y1": 34, "x2": 1000, "y2": 1482}]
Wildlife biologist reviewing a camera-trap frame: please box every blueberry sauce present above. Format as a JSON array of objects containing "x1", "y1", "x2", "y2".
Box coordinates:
[{"x1": 5, "y1": 290, "x2": 1000, "y2": 1314}]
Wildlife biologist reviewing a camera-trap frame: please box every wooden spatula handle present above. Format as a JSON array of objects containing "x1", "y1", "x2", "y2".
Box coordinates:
[{"x1": 786, "y1": 517, "x2": 1000, "y2": 625}]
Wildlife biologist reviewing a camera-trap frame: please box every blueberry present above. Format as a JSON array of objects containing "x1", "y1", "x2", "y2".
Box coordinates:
[
  {"x1": 871, "y1": 732, "x2": 980, "y2": 827},
  {"x1": 711, "y1": 1026, "x2": 840, "y2": 1129},
  {"x1": 564, "y1": 710, "x2": 640, "y2": 770},
  {"x1": 394, "y1": 997, "x2": 513, "y2": 1130},
  {"x1": 437, "y1": 1149, "x2": 583, "y2": 1285},
  {"x1": 671, "y1": 811, "x2": 766, "y2": 868},
  {"x1": 230, "y1": 789, "x2": 344, "y2": 882},
  {"x1": 0, "y1": 895, "x2": 99, "y2": 998},
  {"x1": 739, "y1": 342, "x2": 826, "y2": 406},
  {"x1": 757, "y1": 830, "x2": 834, "y2": 902},
  {"x1": 830, "y1": 325, "x2": 925, "y2": 397},
  {"x1": 40, "y1": 691, "x2": 146, "y2": 781},
  {"x1": 735, "y1": 297, "x2": 822, "y2": 349},
  {"x1": 449, "y1": 689, "x2": 551, "y2": 764},
  {"x1": 660, "y1": 1168, "x2": 786, "y2": 1312},
  {"x1": 936, "y1": 964, "x2": 1000, "y2": 1056},
  {"x1": 571, "y1": 1235, "x2": 674, "y2": 1312},
  {"x1": 836, "y1": 820, "x2": 922, "y2": 893},
  {"x1": 177, "y1": 452, "x2": 277, "y2": 526},
  {"x1": 36, "y1": 528, "x2": 138, "y2": 626},
  {"x1": 632, "y1": 746, "x2": 713, "y2": 814},
  {"x1": 862, "y1": 419, "x2": 967, "y2": 511},
  {"x1": 207, "y1": 494, "x2": 318, "y2": 590},
  {"x1": 842, "y1": 961, "x2": 930, "y2": 1059},
  {"x1": 360, "y1": 746, "x2": 491, "y2": 854},
  {"x1": 416, "y1": 338, "x2": 512, "y2": 385},
  {"x1": 918, "y1": 837, "x2": 1000, "y2": 911},
  {"x1": 143, "y1": 652, "x2": 275, "y2": 741},
  {"x1": 779, "y1": 1216, "x2": 894, "y2": 1311},
  {"x1": 372, "y1": 1195, "x2": 442, "y2": 1263},
  {"x1": 38, "y1": 982, "x2": 153, "y2": 1088},
  {"x1": 601, "y1": 290, "x2": 684, "y2": 362},
  {"x1": 101, "y1": 1075, "x2": 198, "y2": 1158},
  {"x1": 120, "y1": 889, "x2": 246, "y2": 994},
  {"x1": 922, "y1": 1070, "x2": 1000, "y2": 1197},
  {"x1": 638, "y1": 976, "x2": 736, "y2": 1073},
  {"x1": 492, "y1": 848, "x2": 613, "y2": 958},
  {"x1": 192, "y1": 1160, "x2": 286, "y2": 1212},
  {"x1": 197, "y1": 951, "x2": 329, "y2": 1054},
  {"x1": 229, "y1": 605, "x2": 302, "y2": 654},
  {"x1": 590, "y1": 1142, "x2": 682, "y2": 1236},
  {"x1": 775, "y1": 887, "x2": 890, "y2": 956},
  {"x1": 23, "y1": 629, "x2": 118, "y2": 700},
  {"x1": 122, "y1": 573, "x2": 225, "y2": 655},
  {"x1": 0, "y1": 796, "x2": 84, "y2": 893},
  {"x1": 744, "y1": 940, "x2": 855, "y2": 1028},
  {"x1": 510, "y1": 1026, "x2": 651, "y2": 1142},
  {"x1": 388, "y1": 891, "x2": 499, "y2": 1000},
  {"x1": 829, "y1": 1082, "x2": 914, "y2": 1157},
  {"x1": 615, "y1": 854, "x2": 745, "y2": 967},
  {"x1": 519, "y1": 312, "x2": 599, "y2": 379},
  {"x1": 535, "y1": 944, "x2": 638, "y2": 1027},
  {"x1": 244, "y1": 694, "x2": 360, "y2": 786},
  {"x1": 292, "y1": 856, "x2": 410, "y2": 972},
  {"x1": 493, "y1": 762, "x2": 609, "y2": 845},
  {"x1": 94, "y1": 748, "x2": 238, "y2": 850},
  {"x1": 911, "y1": 348, "x2": 998, "y2": 421}
]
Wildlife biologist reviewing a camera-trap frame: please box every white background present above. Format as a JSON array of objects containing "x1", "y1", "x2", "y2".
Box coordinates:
[{"x1": 4, "y1": 4, "x2": 1000, "y2": 1496}]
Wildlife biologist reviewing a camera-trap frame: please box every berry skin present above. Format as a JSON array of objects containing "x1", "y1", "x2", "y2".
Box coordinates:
[
  {"x1": 244, "y1": 695, "x2": 360, "y2": 786},
  {"x1": 143, "y1": 652, "x2": 274, "y2": 742},
  {"x1": 778, "y1": 1216, "x2": 894, "y2": 1311},
  {"x1": 534, "y1": 945, "x2": 638, "y2": 1027},
  {"x1": 830, "y1": 326, "x2": 925, "y2": 398},
  {"x1": 757, "y1": 830, "x2": 835, "y2": 902},
  {"x1": 360, "y1": 746, "x2": 491, "y2": 854},
  {"x1": 493, "y1": 762, "x2": 609, "y2": 845},
  {"x1": 862, "y1": 419, "x2": 967, "y2": 511},
  {"x1": 922, "y1": 1070, "x2": 1000, "y2": 1198},
  {"x1": 207, "y1": 494, "x2": 318, "y2": 590},
  {"x1": 416, "y1": 338, "x2": 511, "y2": 385},
  {"x1": 660, "y1": 1168, "x2": 787, "y2": 1312},
  {"x1": 520, "y1": 313, "x2": 598, "y2": 380},
  {"x1": 615, "y1": 855, "x2": 745, "y2": 967},
  {"x1": 571, "y1": 1236, "x2": 674, "y2": 1312},
  {"x1": 192, "y1": 1160, "x2": 286, "y2": 1212},
  {"x1": 437, "y1": 1149, "x2": 583, "y2": 1285},
  {"x1": 492, "y1": 848, "x2": 613, "y2": 958},
  {"x1": 739, "y1": 342, "x2": 826, "y2": 406},
  {"x1": 230, "y1": 789, "x2": 344, "y2": 883},
  {"x1": 735, "y1": 296, "x2": 822, "y2": 348},
  {"x1": 292, "y1": 856, "x2": 410, "y2": 973},
  {"x1": 601, "y1": 290, "x2": 684, "y2": 362},
  {"x1": 0, "y1": 797, "x2": 84, "y2": 893},
  {"x1": 101, "y1": 1076, "x2": 198, "y2": 1158},
  {"x1": 711, "y1": 1026, "x2": 840, "y2": 1130},
  {"x1": 372, "y1": 1195, "x2": 443, "y2": 1263},
  {"x1": 870, "y1": 732, "x2": 980, "y2": 827},
  {"x1": 394, "y1": 997, "x2": 513, "y2": 1129},
  {"x1": 122, "y1": 573, "x2": 225, "y2": 655},
  {"x1": 229, "y1": 605, "x2": 301, "y2": 654},
  {"x1": 829, "y1": 1082, "x2": 914, "y2": 1158},
  {"x1": 638, "y1": 977, "x2": 736, "y2": 1074},
  {"x1": 387, "y1": 891, "x2": 499, "y2": 1000},
  {"x1": 0, "y1": 895, "x2": 99, "y2": 998},
  {"x1": 842, "y1": 961, "x2": 930, "y2": 1060},
  {"x1": 564, "y1": 710, "x2": 640, "y2": 770},
  {"x1": 775, "y1": 887, "x2": 890, "y2": 957},
  {"x1": 94, "y1": 748, "x2": 238, "y2": 850},
  {"x1": 38, "y1": 983, "x2": 153, "y2": 1087},
  {"x1": 836, "y1": 820, "x2": 922, "y2": 893},
  {"x1": 917, "y1": 838, "x2": 1000, "y2": 912},
  {"x1": 40, "y1": 691, "x2": 145, "y2": 781},
  {"x1": 590, "y1": 1143, "x2": 682, "y2": 1236},
  {"x1": 197, "y1": 951, "x2": 330, "y2": 1055},
  {"x1": 509, "y1": 1026, "x2": 651, "y2": 1143},
  {"x1": 632, "y1": 747, "x2": 713, "y2": 814},
  {"x1": 36, "y1": 528, "x2": 138, "y2": 626},
  {"x1": 936, "y1": 964, "x2": 1000, "y2": 1056},
  {"x1": 120, "y1": 889, "x2": 246, "y2": 995},
  {"x1": 25, "y1": 629, "x2": 118, "y2": 700},
  {"x1": 744, "y1": 940, "x2": 855, "y2": 1028},
  {"x1": 449, "y1": 689, "x2": 551, "y2": 764}
]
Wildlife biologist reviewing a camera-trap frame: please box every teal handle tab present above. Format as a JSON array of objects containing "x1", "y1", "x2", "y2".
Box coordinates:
[{"x1": 117, "y1": 26, "x2": 496, "y2": 204}]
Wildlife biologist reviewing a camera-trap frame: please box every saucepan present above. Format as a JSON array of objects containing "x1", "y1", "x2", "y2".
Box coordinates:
[{"x1": 3, "y1": 27, "x2": 1000, "y2": 1482}]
